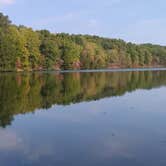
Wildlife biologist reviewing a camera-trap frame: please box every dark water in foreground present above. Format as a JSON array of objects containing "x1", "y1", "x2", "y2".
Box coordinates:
[{"x1": 0, "y1": 70, "x2": 166, "y2": 166}]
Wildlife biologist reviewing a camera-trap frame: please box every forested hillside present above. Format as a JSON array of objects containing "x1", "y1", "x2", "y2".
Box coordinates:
[{"x1": 0, "y1": 12, "x2": 166, "y2": 71}]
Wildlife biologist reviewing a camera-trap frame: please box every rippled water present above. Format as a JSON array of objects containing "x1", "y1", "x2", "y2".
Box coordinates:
[{"x1": 0, "y1": 69, "x2": 166, "y2": 166}]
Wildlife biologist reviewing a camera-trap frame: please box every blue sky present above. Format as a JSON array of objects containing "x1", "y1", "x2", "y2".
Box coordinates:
[{"x1": 0, "y1": 0, "x2": 166, "y2": 45}]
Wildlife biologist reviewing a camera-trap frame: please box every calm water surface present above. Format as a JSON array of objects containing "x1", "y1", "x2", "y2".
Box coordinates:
[{"x1": 0, "y1": 70, "x2": 166, "y2": 166}]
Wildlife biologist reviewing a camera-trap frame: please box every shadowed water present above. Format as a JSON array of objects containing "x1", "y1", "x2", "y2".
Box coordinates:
[{"x1": 0, "y1": 70, "x2": 166, "y2": 166}]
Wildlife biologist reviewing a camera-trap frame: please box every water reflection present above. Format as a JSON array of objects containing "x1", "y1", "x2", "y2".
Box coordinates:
[
  {"x1": 0, "y1": 70, "x2": 166, "y2": 128},
  {"x1": 0, "y1": 70, "x2": 166, "y2": 166}
]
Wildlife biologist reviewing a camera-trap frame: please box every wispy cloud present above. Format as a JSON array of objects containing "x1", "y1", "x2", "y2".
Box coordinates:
[
  {"x1": 33, "y1": 13, "x2": 75, "y2": 26},
  {"x1": 0, "y1": 0, "x2": 15, "y2": 6},
  {"x1": 119, "y1": 18, "x2": 166, "y2": 45},
  {"x1": 31, "y1": 12, "x2": 102, "y2": 35}
]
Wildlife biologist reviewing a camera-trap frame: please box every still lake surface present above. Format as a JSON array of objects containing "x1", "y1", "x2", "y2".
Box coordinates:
[{"x1": 0, "y1": 69, "x2": 166, "y2": 166}]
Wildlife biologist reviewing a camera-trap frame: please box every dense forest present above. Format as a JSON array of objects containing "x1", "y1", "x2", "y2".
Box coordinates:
[
  {"x1": 0, "y1": 12, "x2": 166, "y2": 71},
  {"x1": 0, "y1": 70, "x2": 166, "y2": 127}
]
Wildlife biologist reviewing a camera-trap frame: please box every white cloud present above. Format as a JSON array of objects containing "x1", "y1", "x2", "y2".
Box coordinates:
[{"x1": 0, "y1": 0, "x2": 15, "y2": 6}]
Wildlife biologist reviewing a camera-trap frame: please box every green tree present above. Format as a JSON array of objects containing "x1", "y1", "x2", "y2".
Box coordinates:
[
  {"x1": 19, "y1": 27, "x2": 41, "y2": 69},
  {"x1": 61, "y1": 41, "x2": 82, "y2": 69}
]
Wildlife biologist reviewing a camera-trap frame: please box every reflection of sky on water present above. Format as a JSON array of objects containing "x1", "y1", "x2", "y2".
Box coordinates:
[{"x1": 0, "y1": 87, "x2": 166, "y2": 165}]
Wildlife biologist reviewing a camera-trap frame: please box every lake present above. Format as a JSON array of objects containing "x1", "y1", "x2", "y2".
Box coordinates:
[{"x1": 0, "y1": 69, "x2": 166, "y2": 166}]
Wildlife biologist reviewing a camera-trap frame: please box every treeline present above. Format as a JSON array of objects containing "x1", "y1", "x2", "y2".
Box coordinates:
[
  {"x1": 0, "y1": 12, "x2": 166, "y2": 71},
  {"x1": 0, "y1": 71, "x2": 166, "y2": 127}
]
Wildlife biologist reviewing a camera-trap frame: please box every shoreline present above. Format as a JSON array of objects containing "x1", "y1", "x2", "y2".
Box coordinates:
[{"x1": 0, "y1": 67, "x2": 166, "y2": 74}]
